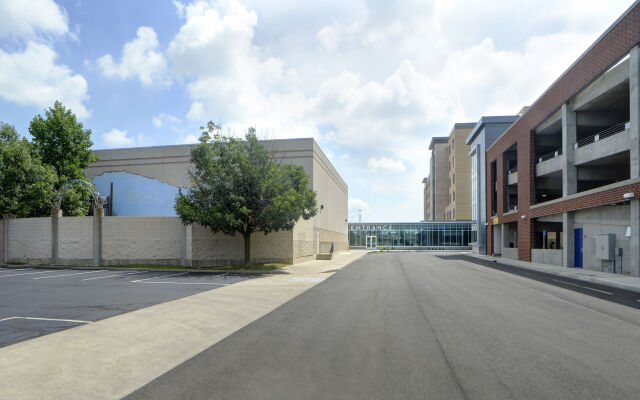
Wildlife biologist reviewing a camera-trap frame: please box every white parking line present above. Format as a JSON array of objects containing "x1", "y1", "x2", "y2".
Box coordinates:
[
  {"x1": 138, "y1": 281, "x2": 230, "y2": 286},
  {"x1": 0, "y1": 316, "x2": 90, "y2": 324},
  {"x1": 0, "y1": 270, "x2": 57, "y2": 278},
  {"x1": 82, "y1": 271, "x2": 147, "y2": 281},
  {"x1": 131, "y1": 272, "x2": 188, "y2": 283},
  {"x1": 0, "y1": 268, "x2": 28, "y2": 273},
  {"x1": 33, "y1": 270, "x2": 107, "y2": 280},
  {"x1": 551, "y1": 279, "x2": 613, "y2": 295}
]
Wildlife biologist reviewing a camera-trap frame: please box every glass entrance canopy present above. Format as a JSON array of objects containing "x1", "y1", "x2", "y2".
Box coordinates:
[{"x1": 349, "y1": 222, "x2": 472, "y2": 250}]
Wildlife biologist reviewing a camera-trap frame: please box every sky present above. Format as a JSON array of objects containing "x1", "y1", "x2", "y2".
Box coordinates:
[{"x1": 0, "y1": 0, "x2": 635, "y2": 222}]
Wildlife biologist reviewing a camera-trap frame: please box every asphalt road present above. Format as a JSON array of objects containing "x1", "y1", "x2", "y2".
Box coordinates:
[
  {"x1": 0, "y1": 267, "x2": 252, "y2": 347},
  {"x1": 438, "y1": 254, "x2": 640, "y2": 309},
  {"x1": 126, "y1": 252, "x2": 640, "y2": 400}
]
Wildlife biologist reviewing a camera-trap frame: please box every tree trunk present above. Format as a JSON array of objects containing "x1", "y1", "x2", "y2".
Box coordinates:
[{"x1": 243, "y1": 231, "x2": 251, "y2": 265}]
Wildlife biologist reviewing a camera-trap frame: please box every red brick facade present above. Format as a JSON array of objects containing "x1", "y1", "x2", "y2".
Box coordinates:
[{"x1": 486, "y1": 3, "x2": 640, "y2": 261}]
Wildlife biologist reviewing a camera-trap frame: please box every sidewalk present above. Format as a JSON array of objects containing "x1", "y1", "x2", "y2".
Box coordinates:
[
  {"x1": 0, "y1": 250, "x2": 367, "y2": 400},
  {"x1": 467, "y1": 252, "x2": 640, "y2": 294}
]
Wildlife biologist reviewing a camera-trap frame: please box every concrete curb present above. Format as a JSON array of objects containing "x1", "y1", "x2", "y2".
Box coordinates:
[
  {"x1": 466, "y1": 253, "x2": 640, "y2": 294},
  {"x1": 0, "y1": 263, "x2": 283, "y2": 275}
]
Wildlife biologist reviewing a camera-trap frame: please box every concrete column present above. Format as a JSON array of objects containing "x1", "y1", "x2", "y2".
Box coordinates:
[
  {"x1": 630, "y1": 45, "x2": 640, "y2": 177},
  {"x1": 562, "y1": 103, "x2": 577, "y2": 195},
  {"x1": 51, "y1": 208, "x2": 60, "y2": 265},
  {"x1": 493, "y1": 224, "x2": 503, "y2": 256},
  {"x1": 181, "y1": 224, "x2": 187, "y2": 267},
  {"x1": 93, "y1": 207, "x2": 103, "y2": 267},
  {"x1": 2, "y1": 216, "x2": 8, "y2": 263},
  {"x1": 630, "y1": 199, "x2": 640, "y2": 276},
  {"x1": 185, "y1": 225, "x2": 193, "y2": 267},
  {"x1": 562, "y1": 211, "x2": 575, "y2": 269}
]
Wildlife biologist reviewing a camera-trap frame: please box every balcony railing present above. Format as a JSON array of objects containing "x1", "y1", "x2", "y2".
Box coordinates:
[
  {"x1": 574, "y1": 121, "x2": 629, "y2": 149},
  {"x1": 537, "y1": 149, "x2": 562, "y2": 164}
]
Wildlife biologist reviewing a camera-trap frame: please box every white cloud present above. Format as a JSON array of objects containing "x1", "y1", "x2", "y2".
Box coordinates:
[
  {"x1": 348, "y1": 198, "x2": 371, "y2": 222},
  {"x1": 367, "y1": 156, "x2": 406, "y2": 173},
  {"x1": 186, "y1": 101, "x2": 204, "y2": 121},
  {"x1": 0, "y1": 0, "x2": 68, "y2": 40},
  {"x1": 152, "y1": 113, "x2": 180, "y2": 127},
  {"x1": 167, "y1": 0, "x2": 318, "y2": 138},
  {"x1": 97, "y1": 26, "x2": 171, "y2": 86},
  {"x1": 178, "y1": 133, "x2": 199, "y2": 144},
  {"x1": 101, "y1": 129, "x2": 153, "y2": 148},
  {"x1": 102, "y1": 129, "x2": 133, "y2": 146},
  {"x1": 161, "y1": 0, "x2": 633, "y2": 221},
  {"x1": 173, "y1": 0, "x2": 186, "y2": 18},
  {"x1": 0, "y1": 42, "x2": 89, "y2": 117}
]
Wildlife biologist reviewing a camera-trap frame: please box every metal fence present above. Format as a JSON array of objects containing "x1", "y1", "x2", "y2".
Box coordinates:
[
  {"x1": 574, "y1": 121, "x2": 628, "y2": 149},
  {"x1": 537, "y1": 148, "x2": 562, "y2": 164}
]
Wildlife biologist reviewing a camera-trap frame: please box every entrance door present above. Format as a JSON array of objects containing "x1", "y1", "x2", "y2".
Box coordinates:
[
  {"x1": 366, "y1": 235, "x2": 377, "y2": 249},
  {"x1": 574, "y1": 228, "x2": 583, "y2": 268}
]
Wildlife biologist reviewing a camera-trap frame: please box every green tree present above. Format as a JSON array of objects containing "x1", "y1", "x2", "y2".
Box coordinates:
[
  {"x1": 0, "y1": 122, "x2": 57, "y2": 217},
  {"x1": 175, "y1": 122, "x2": 318, "y2": 264},
  {"x1": 29, "y1": 101, "x2": 97, "y2": 216}
]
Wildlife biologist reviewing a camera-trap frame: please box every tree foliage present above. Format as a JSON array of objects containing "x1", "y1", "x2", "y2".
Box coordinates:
[
  {"x1": 0, "y1": 122, "x2": 57, "y2": 217},
  {"x1": 29, "y1": 101, "x2": 97, "y2": 216},
  {"x1": 175, "y1": 122, "x2": 318, "y2": 264}
]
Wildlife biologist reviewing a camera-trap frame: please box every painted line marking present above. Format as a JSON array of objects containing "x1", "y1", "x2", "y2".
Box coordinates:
[
  {"x1": 0, "y1": 270, "x2": 58, "y2": 278},
  {"x1": 0, "y1": 268, "x2": 29, "y2": 273},
  {"x1": 131, "y1": 272, "x2": 188, "y2": 283},
  {"x1": 0, "y1": 316, "x2": 90, "y2": 324},
  {"x1": 33, "y1": 270, "x2": 107, "y2": 280},
  {"x1": 82, "y1": 271, "x2": 147, "y2": 281},
  {"x1": 137, "y1": 281, "x2": 230, "y2": 286},
  {"x1": 551, "y1": 279, "x2": 612, "y2": 295}
]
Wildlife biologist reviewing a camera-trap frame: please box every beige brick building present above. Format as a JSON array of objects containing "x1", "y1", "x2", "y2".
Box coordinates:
[
  {"x1": 427, "y1": 137, "x2": 449, "y2": 220},
  {"x1": 444, "y1": 123, "x2": 475, "y2": 220},
  {"x1": 422, "y1": 177, "x2": 430, "y2": 221}
]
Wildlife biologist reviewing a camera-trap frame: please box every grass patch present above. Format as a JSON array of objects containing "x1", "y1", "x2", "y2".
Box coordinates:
[
  {"x1": 6, "y1": 262, "x2": 25, "y2": 265},
  {"x1": 102, "y1": 263, "x2": 288, "y2": 271}
]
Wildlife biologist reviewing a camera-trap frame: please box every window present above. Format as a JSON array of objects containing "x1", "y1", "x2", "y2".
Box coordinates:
[
  {"x1": 453, "y1": 191, "x2": 455, "y2": 201},
  {"x1": 453, "y1": 173, "x2": 455, "y2": 184},
  {"x1": 453, "y1": 209, "x2": 455, "y2": 219}
]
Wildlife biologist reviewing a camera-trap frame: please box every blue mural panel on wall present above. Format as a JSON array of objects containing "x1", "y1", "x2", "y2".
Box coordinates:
[{"x1": 92, "y1": 171, "x2": 180, "y2": 216}]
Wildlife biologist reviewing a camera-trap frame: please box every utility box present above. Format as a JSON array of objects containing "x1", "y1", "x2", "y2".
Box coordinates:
[{"x1": 595, "y1": 234, "x2": 616, "y2": 260}]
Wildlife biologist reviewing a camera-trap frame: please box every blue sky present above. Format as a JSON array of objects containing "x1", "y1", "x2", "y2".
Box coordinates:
[{"x1": 0, "y1": 0, "x2": 635, "y2": 221}]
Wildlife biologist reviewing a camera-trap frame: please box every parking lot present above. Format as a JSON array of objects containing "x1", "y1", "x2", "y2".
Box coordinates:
[{"x1": 0, "y1": 266, "x2": 257, "y2": 347}]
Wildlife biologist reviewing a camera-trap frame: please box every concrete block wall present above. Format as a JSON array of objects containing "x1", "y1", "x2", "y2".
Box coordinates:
[
  {"x1": 293, "y1": 218, "x2": 315, "y2": 263},
  {"x1": 314, "y1": 228, "x2": 348, "y2": 252},
  {"x1": 190, "y1": 223, "x2": 294, "y2": 266},
  {"x1": 102, "y1": 217, "x2": 183, "y2": 265},
  {"x1": 3, "y1": 216, "x2": 322, "y2": 267},
  {"x1": 8, "y1": 218, "x2": 51, "y2": 264},
  {"x1": 531, "y1": 249, "x2": 563, "y2": 266},
  {"x1": 58, "y1": 217, "x2": 93, "y2": 265},
  {"x1": 503, "y1": 247, "x2": 518, "y2": 260}
]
